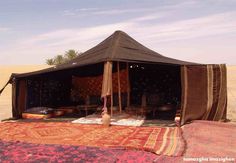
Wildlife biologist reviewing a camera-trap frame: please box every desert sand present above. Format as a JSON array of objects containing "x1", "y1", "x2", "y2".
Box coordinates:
[
  {"x1": 226, "y1": 66, "x2": 236, "y2": 121},
  {"x1": 0, "y1": 65, "x2": 235, "y2": 121}
]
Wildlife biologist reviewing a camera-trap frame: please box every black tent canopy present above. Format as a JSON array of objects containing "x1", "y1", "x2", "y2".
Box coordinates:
[
  {"x1": 1, "y1": 30, "x2": 227, "y2": 125},
  {"x1": 10, "y1": 30, "x2": 197, "y2": 79}
]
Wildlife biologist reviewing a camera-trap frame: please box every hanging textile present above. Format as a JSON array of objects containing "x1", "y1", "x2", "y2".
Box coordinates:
[
  {"x1": 101, "y1": 61, "x2": 113, "y2": 97},
  {"x1": 180, "y1": 64, "x2": 227, "y2": 125}
]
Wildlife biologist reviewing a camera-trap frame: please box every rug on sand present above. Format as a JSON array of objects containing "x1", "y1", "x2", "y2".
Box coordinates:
[
  {"x1": 0, "y1": 140, "x2": 158, "y2": 163},
  {"x1": 72, "y1": 113, "x2": 145, "y2": 126},
  {"x1": 0, "y1": 122, "x2": 184, "y2": 156},
  {"x1": 182, "y1": 120, "x2": 236, "y2": 158}
]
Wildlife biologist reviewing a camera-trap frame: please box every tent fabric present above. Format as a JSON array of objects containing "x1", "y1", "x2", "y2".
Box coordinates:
[
  {"x1": 10, "y1": 79, "x2": 27, "y2": 118},
  {"x1": 180, "y1": 64, "x2": 227, "y2": 125},
  {"x1": 10, "y1": 31, "x2": 198, "y2": 79},
  {"x1": 64, "y1": 30, "x2": 197, "y2": 65},
  {"x1": 101, "y1": 61, "x2": 113, "y2": 97},
  {"x1": 206, "y1": 64, "x2": 227, "y2": 120},
  {"x1": 17, "y1": 79, "x2": 27, "y2": 115},
  {"x1": 11, "y1": 79, "x2": 19, "y2": 118}
]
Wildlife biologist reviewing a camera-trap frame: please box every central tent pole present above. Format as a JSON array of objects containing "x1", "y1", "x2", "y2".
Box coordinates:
[{"x1": 117, "y1": 62, "x2": 122, "y2": 113}]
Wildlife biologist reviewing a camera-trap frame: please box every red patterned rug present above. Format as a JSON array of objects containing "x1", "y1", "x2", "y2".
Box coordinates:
[
  {"x1": 182, "y1": 120, "x2": 236, "y2": 158},
  {"x1": 0, "y1": 122, "x2": 184, "y2": 156},
  {"x1": 0, "y1": 140, "x2": 158, "y2": 163}
]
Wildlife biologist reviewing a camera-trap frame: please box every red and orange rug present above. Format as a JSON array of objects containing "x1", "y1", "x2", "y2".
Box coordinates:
[
  {"x1": 0, "y1": 122, "x2": 184, "y2": 156},
  {"x1": 0, "y1": 140, "x2": 158, "y2": 163}
]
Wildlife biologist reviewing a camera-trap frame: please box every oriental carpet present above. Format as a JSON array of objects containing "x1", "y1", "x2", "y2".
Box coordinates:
[
  {"x1": 0, "y1": 140, "x2": 157, "y2": 163},
  {"x1": 0, "y1": 122, "x2": 184, "y2": 156}
]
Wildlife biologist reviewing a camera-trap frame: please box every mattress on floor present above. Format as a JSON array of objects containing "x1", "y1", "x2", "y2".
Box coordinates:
[
  {"x1": 22, "y1": 113, "x2": 53, "y2": 119},
  {"x1": 22, "y1": 107, "x2": 55, "y2": 119}
]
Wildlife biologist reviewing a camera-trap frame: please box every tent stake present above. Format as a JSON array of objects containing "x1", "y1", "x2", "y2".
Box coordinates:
[{"x1": 117, "y1": 62, "x2": 122, "y2": 113}]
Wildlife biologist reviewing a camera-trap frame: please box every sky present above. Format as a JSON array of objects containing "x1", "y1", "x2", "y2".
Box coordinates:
[{"x1": 0, "y1": 0, "x2": 236, "y2": 65}]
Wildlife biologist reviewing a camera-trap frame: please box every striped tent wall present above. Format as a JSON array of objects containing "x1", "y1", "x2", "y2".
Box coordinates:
[{"x1": 180, "y1": 64, "x2": 227, "y2": 125}]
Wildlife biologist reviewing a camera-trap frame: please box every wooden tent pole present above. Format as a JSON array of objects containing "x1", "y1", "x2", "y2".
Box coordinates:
[
  {"x1": 110, "y1": 63, "x2": 113, "y2": 117},
  {"x1": 39, "y1": 78, "x2": 42, "y2": 106},
  {"x1": 117, "y1": 62, "x2": 122, "y2": 113},
  {"x1": 126, "y1": 62, "x2": 130, "y2": 107}
]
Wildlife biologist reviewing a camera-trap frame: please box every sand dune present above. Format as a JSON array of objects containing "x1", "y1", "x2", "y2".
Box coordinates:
[
  {"x1": 227, "y1": 66, "x2": 236, "y2": 121},
  {"x1": 0, "y1": 65, "x2": 235, "y2": 121}
]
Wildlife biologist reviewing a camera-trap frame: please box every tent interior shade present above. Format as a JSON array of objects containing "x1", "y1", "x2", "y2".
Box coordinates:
[{"x1": 13, "y1": 62, "x2": 180, "y2": 121}]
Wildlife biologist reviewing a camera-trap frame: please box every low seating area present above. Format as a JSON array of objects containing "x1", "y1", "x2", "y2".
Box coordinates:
[
  {"x1": 22, "y1": 106, "x2": 78, "y2": 119},
  {"x1": 22, "y1": 103, "x2": 178, "y2": 121},
  {"x1": 22, "y1": 113, "x2": 52, "y2": 119},
  {"x1": 21, "y1": 105, "x2": 102, "y2": 120},
  {"x1": 22, "y1": 107, "x2": 53, "y2": 119}
]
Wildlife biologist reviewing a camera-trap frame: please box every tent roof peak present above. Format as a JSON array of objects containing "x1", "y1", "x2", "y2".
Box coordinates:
[
  {"x1": 11, "y1": 30, "x2": 200, "y2": 78},
  {"x1": 56, "y1": 30, "x2": 198, "y2": 67},
  {"x1": 113, "y1": 30, "x2": 126, "y2": 35}
]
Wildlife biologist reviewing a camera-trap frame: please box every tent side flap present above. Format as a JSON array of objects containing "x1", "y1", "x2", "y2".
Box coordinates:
[
  {"x1": 18, "y1": 79, "x2": 27, "y2": 115},
  {"x1": 12, "y1": 79, "x2": 18, "y2": 118},
  {"x1": 180, "y1": 64, "x2": 227, "y2": 125},
  {"x1": 11, "y1": 79, "x2": 27, "y2": 118}
]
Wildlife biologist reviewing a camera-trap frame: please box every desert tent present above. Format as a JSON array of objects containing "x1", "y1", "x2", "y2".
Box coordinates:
[{"x1": 0, "y1": 30, "x2": 227, "y2": 125}]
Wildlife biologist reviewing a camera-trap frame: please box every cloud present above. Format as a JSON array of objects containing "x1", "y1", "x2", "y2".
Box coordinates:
[
  {"x1": 20, "y1": 21, "x2": 134, "y2": 49},
  {"x1": 0, "y1": 22, "x2": 134, "y2": 64},
  {"x1": 129, "y1": 11, "x2": 236, "y2": 43},
  {"x1": 132, "y1": 12, "x2": 167, "y2": 21},
  {"x1": 91, "y1": 8, "x2": 152, "y2": 15},
  {"x1": 60, "y1": 3, "x2": 236, "y2": 44},
  {"x1": 0, "y1": 27, "x2": 10, "y2": 32},
  {"x1": 75, "y1": 8, "x2": 99, "y2": 12},
  {"x1": 1, "y1": 9, "x2": 236, "y2": 65},
  {"x1": 62, "y1": 7, "x2": 153, "y2": 17},
  {"x1": 63, "y1": 10, "x2": 76, "y2": 16},
  {"x1": 61, "y1": 1, "x2": 198, "y2": 17}
]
